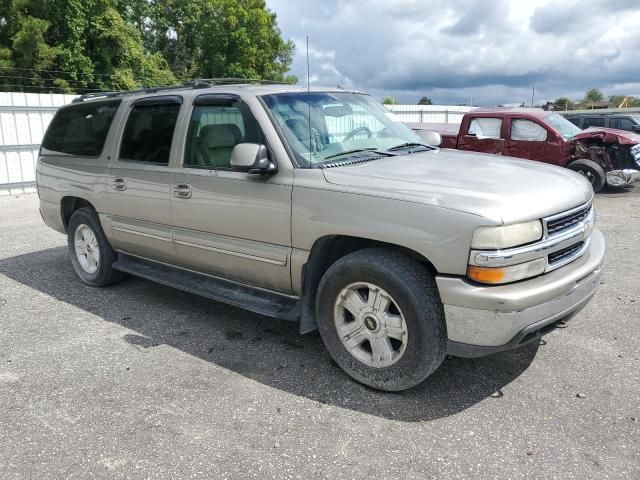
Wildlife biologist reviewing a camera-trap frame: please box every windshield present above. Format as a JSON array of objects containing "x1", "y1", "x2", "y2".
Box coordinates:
[
  {"x1": 261, "y1": 92, "x2": 426, "y2": 167},
  {"x1": 546, "y1": 113, "x2": 582, "y2": 139}
]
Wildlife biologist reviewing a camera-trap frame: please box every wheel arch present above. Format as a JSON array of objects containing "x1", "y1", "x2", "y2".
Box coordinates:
[
  {"x1": 60, "y1": 196, "x2": 96, "y2": 232},
  {"x1": 299, "y1": 234, "x2": 438, "y2": 334}
]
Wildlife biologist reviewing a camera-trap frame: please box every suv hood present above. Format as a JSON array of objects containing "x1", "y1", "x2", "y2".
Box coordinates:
[
  {"x1": 573, "y1": 127, "x2": 640, "y2": 145},
  {"x1": 322, "y1": 149, "x2": 593, "y2": 224}
]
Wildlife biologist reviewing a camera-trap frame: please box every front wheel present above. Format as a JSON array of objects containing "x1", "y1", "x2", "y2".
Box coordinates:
[
  {"x1": 316, "y1": 248, "x2": 447, "y2": 391},
  {"x1": 568, "y1": 159, "x2": 606, "y2": 192},
  {"x1": 67, "y1": 207, "x2": 124, "y2": 287}
]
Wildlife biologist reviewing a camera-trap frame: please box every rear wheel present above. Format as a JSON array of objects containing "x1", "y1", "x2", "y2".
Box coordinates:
[
  {"x1": 67, "y1": 207, "x2": 124, "y2": 287},
  {"x1": 316, "y1": 248, "x2": 447, "y2": 391},
  {"x1": 568, "y1": 159, "x2": 606, "y2": 192}
]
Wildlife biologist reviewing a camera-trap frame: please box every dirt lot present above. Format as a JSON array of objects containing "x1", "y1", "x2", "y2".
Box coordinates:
[{"x1": 0, "y1": 188, "x2": 638, "y2": 479}]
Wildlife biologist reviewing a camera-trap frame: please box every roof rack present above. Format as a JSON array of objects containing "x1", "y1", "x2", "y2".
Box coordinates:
[{"x1": 71, "y1": 78, "x2": 290, "y2": 103}]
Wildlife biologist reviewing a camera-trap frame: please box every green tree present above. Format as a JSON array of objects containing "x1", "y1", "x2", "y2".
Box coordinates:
[
  {"x1": 417, "y1": 96, "x2": 432, "y2": 105},
  {"x1": 0, "y1": 0, "x2": 296, "y2": 93},
  {"x1": 583, "y1": 88, "x2": 604, "y2": 106},
  {"x1": 382, "y1": 96, "x2": 395, "y2": 105},
  {"x1": 554, "y1": 97, "x2": 574, "y2": 110}
]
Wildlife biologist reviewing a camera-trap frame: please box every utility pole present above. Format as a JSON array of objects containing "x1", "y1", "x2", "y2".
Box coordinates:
[{"x1": 531, "y1": 85, "x2": 535, "y2": 107}]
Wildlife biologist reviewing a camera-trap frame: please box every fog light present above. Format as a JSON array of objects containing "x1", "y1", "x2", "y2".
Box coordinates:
[{"x1": 467, "y1": 258, "x2": 546, "y2": 284}]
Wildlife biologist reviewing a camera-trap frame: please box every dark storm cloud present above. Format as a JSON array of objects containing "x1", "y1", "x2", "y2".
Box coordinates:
[{"x1": 266, "y1": 0, "x2": 640, "y2": 105}]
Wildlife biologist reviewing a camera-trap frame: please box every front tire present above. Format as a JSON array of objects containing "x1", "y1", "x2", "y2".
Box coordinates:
[
  {"x1": 316, "y1": 248, "x2": 447, "y2": 391},
  {"x1": 67, "y1": 207, "x2": 124, "y2": 287},
  {"x1": 568, "y1": 159, "x2": 606, "y2": 192}
]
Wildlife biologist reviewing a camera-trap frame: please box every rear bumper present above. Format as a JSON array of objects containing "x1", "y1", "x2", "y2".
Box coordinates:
[{"x1": 437, "y1": 229, "x2": 606, "y2": 357}]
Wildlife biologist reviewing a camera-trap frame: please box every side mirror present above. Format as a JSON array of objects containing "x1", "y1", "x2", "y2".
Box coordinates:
[
  {"x1": 632, "y1": 125, "x2": 640, "y2": 133},
  {"x1": 230, "y1": 143, "x2": 276, "y2": 175},
  {"x1": 415, "y1": 130, "x2": 442, "y2": 147}
]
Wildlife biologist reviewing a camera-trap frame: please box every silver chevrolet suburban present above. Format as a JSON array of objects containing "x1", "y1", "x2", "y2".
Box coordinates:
[{"x1": 36, "y1": 82, "x2": 606, "y2": 391}]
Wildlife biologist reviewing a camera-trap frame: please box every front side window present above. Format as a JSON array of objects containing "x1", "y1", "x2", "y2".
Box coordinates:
[
  {"x1": 468, "y1": 118, "x2": 502, "y2": 139},
  {"x1": 119, "y1": 100, "x2": 181, "y2": 165},
  {"x1": 510, "y1": 119, "x2": 548, "y2": 141},
  {"x1": 184, "y1": 99, "x2": 264, "y2": 169},
  {"x1": 41, "y1": 100, "x2": 121, "y2": 156},
  {"x1": 261, "y1": 92, "x2": 424, "y2": 167}
]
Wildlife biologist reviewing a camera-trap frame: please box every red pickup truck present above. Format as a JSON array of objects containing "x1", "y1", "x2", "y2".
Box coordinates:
[{"x1": 408, "y1": 108, "x2": 640, "y2": 192}]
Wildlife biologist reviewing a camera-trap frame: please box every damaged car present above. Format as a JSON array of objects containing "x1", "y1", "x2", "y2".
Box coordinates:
[{"x1": 408, "y1": 108, "x2": 640, "y2": 192}]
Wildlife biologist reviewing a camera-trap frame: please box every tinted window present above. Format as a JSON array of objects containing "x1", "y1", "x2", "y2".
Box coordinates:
[
  {"x1": 612, "y1": 118, "x2": 635, "y2": 131},
  {"x1": 41, "y1": 100, "x2": 121, "y2": 156},
  {"x1": 582, "y1": 117, "x2": 605, "y2": 128},
  {"x1": 510, "y1": 119, "x2": 548, "y2": 141},
  {"x1": 468, "y1": 117, "x2": 502, "y2": 139},
  {"x1": 119, "y1": 102, "x2": 181, "y2": 164},
  {"x1": 184, "y1": 100, "x2": 264, "y2": 169},
  {"x1": 566, "y1": 117, "x2": 581, "y2": 126}
]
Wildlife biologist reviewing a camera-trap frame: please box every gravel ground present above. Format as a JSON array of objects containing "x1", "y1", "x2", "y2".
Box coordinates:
[{"x1": 0, "y1": 188, "x2": 638, "y2": 479}]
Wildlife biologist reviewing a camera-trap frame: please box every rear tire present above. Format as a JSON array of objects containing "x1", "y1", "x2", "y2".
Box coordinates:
[
  {"x1": 67, "y1": 207, "x2": 124, "y2": 287},
  {"x1": 316, "y1": 248, "x2": 447, "y2": 391},
  {"x1": 568, "y1": 159, "x2": 606, "y2": 192}
]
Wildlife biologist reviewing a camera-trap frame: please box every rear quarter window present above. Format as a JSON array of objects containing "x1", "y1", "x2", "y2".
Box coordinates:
[{"x1": 41, "y1": 100, "x2": 121, "y2": 157}]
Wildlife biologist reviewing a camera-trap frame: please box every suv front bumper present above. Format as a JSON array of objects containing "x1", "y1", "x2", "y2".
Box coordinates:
[{"x1": 437, "y1": 229, "x2": 606, "y2": 358}]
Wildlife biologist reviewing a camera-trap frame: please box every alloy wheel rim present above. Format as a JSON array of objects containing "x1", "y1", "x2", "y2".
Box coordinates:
[
  {"x1": 74, "y1": 224, "x2": 100, "y2": 274},
  {"x1": 333, "y1": 282, "x2": 408, "y2": 368}
]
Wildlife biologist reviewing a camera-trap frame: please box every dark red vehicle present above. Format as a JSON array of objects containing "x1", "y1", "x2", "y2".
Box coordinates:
[{"x1": 409, "y1": 108, "x2": 640, "y2": 192}]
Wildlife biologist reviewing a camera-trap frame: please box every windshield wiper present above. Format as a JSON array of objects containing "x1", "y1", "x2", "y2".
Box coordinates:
[
  {"x1": 387, "y1": 142, "x2": 432, "y2": 153},
  {"x1": 321, "y1": 148, "x2": 386, "y2": 161}
]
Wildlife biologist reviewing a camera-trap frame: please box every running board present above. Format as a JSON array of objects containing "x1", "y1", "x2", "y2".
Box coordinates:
[{"x1": 112, "y1": 254, "x2": 300, "y2": 322}]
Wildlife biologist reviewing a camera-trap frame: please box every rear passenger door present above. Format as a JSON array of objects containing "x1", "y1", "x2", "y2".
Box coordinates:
[
  {"x1": 458, "y1": 117, "x2": 505, "y2": 154},
  {"x1": 105, "y1": 95, "x2": 182, "y2": 263},
  {"x1": 170, "y1": 94, "x2": 293, "y2": 293}
]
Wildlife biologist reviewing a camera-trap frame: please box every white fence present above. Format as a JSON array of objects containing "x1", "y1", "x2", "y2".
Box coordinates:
[
  {"x1": 0, "y1": 92, "x2": 77, "y2": 193},
  {"x1": 0, "y1": 92, "x2": 469, "y2": 192},
  {"x1": 385, "y1": 104, "x2": 473, "y2": 124}
]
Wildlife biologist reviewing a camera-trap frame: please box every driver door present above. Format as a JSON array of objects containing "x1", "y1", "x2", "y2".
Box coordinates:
[{"x1": 170, "y1": 94, "x2": 294, "y2": 293}]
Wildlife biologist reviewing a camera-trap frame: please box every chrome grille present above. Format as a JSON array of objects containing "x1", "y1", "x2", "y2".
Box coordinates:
[
  {"x1": 548, "y1": 241, "x2": 584, "y2": 266},
  {"x1": 546, "y1": 203, "x2": 592, "y2": 236}
]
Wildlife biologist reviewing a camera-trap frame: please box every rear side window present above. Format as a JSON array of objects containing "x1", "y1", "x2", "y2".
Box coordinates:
[
  {"x1": 119, "y1": 100, "x2": 181, "y2": 165},
  {"x1": 41, "y1": 100, "x2": 121, "y2": 156},
  {"x1": 468, "y1": 117, "x2": 502, "y2": 139},
  {"x1": 583, "y1": 117, "x2": 605, "y2": 128}
]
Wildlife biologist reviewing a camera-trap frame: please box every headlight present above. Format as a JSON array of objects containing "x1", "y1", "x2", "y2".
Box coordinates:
[
  {"x1": 467, "y1": 258, "x2": 546, "y2": 284},
  {"x1": 471, "y1": 220, "x2": 543, "y2": 250}
]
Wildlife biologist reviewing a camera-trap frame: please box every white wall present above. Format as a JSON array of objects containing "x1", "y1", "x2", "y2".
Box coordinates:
[
  {"x1": 0, "y1": 92, "x2": 77, "y2": 193},
  {"x1": 385, "y1": 104, "x2": 473, "y2": 124}
]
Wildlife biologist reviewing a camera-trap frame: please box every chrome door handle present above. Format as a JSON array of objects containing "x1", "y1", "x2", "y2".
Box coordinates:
[
  {"x1": 112, "y1": 178, "x2": 127, "y2": 191},
  {"x1": 173, "y1": 184, "x2": 192, "y2": 199}
]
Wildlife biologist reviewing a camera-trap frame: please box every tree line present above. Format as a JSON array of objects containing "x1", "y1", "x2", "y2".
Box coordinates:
[{"x1": 0, "y1": 0, "x2": 296, "y2": 93}]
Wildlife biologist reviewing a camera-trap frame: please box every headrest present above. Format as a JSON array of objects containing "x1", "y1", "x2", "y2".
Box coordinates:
[
  {"x1": 285, "y1": 118, "x2": 310, "y2": 142},
  {"x1": 199, "y1": 124, "x2": 242, "y2": 149}
]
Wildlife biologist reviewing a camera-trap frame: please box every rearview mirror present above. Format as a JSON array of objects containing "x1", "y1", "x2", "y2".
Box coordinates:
[
  {"x1": 231, "y1": 143, "x2": 276, "y2": 175},
  {"x1": 415, "y1": 130, "x2": 442, "y2": 147}
]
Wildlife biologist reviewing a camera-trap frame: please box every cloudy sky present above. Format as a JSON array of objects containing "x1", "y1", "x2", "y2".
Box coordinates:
[{"x1": 265, "y1": 0, "x2": 640, "y2": 106}]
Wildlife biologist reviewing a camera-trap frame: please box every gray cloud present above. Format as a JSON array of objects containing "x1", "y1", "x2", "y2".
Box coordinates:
[{"x1": 267, "y1": 0, "x2": 640, "y2": 105}]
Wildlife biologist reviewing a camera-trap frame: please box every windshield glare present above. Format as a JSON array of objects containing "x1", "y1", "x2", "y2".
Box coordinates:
[
  {"x1": 261, "y1": 92, "x2": 425, "y2": 166},
  {"x1": 546, "y1": 113, "x2": 582, "y2": 139}
]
